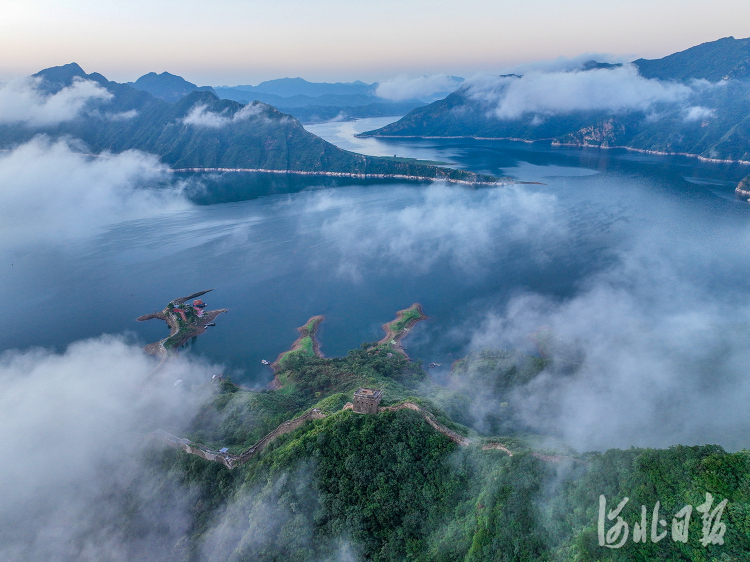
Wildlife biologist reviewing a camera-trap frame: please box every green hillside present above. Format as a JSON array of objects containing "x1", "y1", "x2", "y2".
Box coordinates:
[{"x1": 139, "y1": 314, "x2": 750, "y2": 562}]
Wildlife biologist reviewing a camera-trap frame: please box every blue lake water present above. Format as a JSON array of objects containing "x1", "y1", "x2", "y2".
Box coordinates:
[{"x1": 3, "y1": 116, "x2": 750, "y2": 387}]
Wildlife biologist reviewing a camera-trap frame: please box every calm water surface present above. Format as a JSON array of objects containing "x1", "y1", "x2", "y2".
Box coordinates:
[{"x1": 3, "y1": 117, "x2": 749, "y2": 386}]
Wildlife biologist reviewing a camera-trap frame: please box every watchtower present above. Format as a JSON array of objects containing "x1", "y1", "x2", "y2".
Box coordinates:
[{"x1": 353, "y1": 388, "x2": 382, "y2": 414}]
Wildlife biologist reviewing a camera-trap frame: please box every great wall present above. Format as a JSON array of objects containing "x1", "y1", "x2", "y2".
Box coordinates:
[
  {"x1": 153, "y1": 304, "x2": 517, "y2": 467},
  {"x1": 155, "y1": 400, "x2": 512, "y2": 470}
]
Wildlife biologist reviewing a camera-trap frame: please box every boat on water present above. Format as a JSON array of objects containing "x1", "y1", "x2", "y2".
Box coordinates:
[
  {"x1": 261, "y1": 359, "x2": 270, "y2": 365},
  {"x1": 204, "y1": 322, "x2": 216, "y2": 327}
]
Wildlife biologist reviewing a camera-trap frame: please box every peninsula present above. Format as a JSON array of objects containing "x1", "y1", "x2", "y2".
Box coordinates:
[
  {"x1": 375, "y1": 303, "x2": 428, "y2": 358},
  {"x1": 136, "y1": 289, "x2": 226, "y2": 355},
  {"x1": 269, "y1": 315, "x2": 325, "y2": 389}
]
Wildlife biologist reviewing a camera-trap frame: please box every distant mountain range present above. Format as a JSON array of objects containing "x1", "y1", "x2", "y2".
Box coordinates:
[
  {"x1": 218, "y1": 77, "x2": 377, "y2": 98},
  {"x1": 360, "y1": 37, "x2": 750, "y2": 171},
  {"x1": 212, "y1": 87, "x2": 426, "y2": 123},
  {"x1": 128, "y1": 72, "x2": 217, "y2": 103},
  {"x1": 0, "y1": 63, "x2": 490, "y2": 183},
  {"x1": 128, "y1": 74, "x2": 433, "y2": 124}
]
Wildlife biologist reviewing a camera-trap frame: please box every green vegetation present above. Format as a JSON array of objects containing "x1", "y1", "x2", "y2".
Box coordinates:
[
  {"x1": 169, "y1": 412, "x2": 750, "y2": 561},
  {"x1": 275, "y1": 316, "x2": 323, "y2": 369},
  {"x1": 142, "y1": 307, "x2": 750, "y2": 561},
  {"x1": 376, "y1": 304, "x2": 428, "y2": 356},
  {"x1": 302, "y1": 318, "x2": 320, "y2": 334},
  {"x1": 389, "y1": 306, "x2": 424, "y2": 336}
]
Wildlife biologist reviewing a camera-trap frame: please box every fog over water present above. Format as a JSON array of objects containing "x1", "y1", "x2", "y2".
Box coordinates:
[{"x1": 3, "y1": 116, "x2": 750, "y2": 451}]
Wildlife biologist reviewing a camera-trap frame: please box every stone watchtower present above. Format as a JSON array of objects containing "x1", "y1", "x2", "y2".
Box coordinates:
[{"x1": 352, "y1": 388, "x2": 382, "y2": 414}]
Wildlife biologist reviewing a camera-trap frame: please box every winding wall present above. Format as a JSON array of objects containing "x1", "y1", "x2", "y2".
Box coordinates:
[
  {"x1": 154, "y1": 408, "x2": 327, "y2": 469},
  {"x1": 155, "y1": 402, "x2": 512, "y2": 469}
]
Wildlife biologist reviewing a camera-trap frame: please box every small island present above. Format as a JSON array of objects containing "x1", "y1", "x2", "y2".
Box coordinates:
[{"x1": 137, "y1": 289, "x2": 227, "y2": 355}]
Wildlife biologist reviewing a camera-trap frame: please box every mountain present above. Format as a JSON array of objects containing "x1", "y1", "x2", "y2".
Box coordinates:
[
  {"x1": 223, "y1": 77, "x2": 377, "y2": 97},
  {"x1": 277, "y1": 100, "x2": 428, "y2": 124},
  {"x1": 213, "y1": 88, "x2": 426, "y2": 124},
  {"x1": 128, "y1": 71, "x2": 217, "y2": 102},
  {"x1": 110, "y1": 313, "x2": 750, "y2": 562},
  {"x1": 213, "y1": 89, "x2": 420, "y2": 109},
  {"x1": 33, "y1": 62, "x2": 110, "y2": 93},
  {"x1": 0, "y1": 64, "x2": 492, "y2": 183},
  {"x1": 214, "y1": 83, "x2": 426, "y2": 124},
  {"x1": 361, "y1": 37, "x2": 750, "y2": 163},
  {"x1": 634, "y1": 36, "x2": 750, "y2": 81}
]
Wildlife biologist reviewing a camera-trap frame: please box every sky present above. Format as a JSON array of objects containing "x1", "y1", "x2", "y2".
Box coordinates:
[{"x1": 2, "y1": 0, "x2": 750, "y2": 85}]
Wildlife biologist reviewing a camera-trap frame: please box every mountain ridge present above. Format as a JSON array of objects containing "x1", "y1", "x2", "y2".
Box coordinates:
[
  {"x1": 0, "y1": 64, "x2": 495, "y2": 184},
  {"x1": 360, "y1": 36, "x2": 750, "y2": 166},
  {"x1": 128, "y1": 71, "x2": 217, "y2": 102}
]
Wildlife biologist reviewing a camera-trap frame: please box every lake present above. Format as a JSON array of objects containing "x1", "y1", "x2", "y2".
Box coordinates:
[{"x1": 3, "y1": 116, "x2": 750, "y2": 390}]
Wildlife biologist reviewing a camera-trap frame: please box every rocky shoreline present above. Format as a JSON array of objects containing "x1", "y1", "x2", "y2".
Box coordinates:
[
  {"x1": 355, "y1": 134, "x2": 750, "y2": 166},
  {"x1": 735, "y1": 173, "x2": 750, "y2": 200},
  {"x1": 377, "y1": 303, "x2": 428, "y2": 359}
]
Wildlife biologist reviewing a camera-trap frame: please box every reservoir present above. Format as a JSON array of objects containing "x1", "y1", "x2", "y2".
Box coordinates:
[{"x1": 3, "y1": 116, "x2": 750, "y2": 389}]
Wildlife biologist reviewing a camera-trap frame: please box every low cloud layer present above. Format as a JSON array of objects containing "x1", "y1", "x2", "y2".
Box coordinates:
[
  {"x1": 306, "y1": 183, "x2": 562, "y2": 281},
  {"x1": 0, "y1": 77, "x2": 112, "y2": 126},
  {"x1": 497, "y1": 53, "x2": 629, "y2": 75},
  {"x1": 0, "y1": 336, "x2": 219, "y2": 561},
  {"x1": 683, "y1": 105, "x2": 715, "y2": 122},
  {"x1": 0, "y1": 136, "x2": 190, "y2": 248},
  {"x1": 376, "y1": 74, "x2": 463, "y2": 101},
  {"x1": 182, "y1": 102, "x2": 264, "y2": 128},
  {"x1": 467, "y1": 64, "x2": 693, "y2": 119},
  {"x1": 460, "y1": 230, "x2": 750, "y2": 452}
]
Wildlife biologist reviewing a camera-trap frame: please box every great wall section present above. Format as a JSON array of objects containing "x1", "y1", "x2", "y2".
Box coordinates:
[
  {"x1": 155, "y1": 401, "x2": 512, "y2": 470},
  {"x1": 154, "y1": 408, "x2": 328, "y2": 469},
  {"x1": 152, "y1": 305, "x2": 513, "y2": 468}
]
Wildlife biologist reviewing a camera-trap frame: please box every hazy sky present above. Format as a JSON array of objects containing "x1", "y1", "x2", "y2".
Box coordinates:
[{"x1": 2, "y1": 0, "x2": 750, "y2": 85}]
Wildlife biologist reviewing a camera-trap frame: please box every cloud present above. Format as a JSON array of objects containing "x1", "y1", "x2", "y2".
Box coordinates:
[
  {"x1": 91, "y1": 108, "x2": 139, "y2": 121},
  {"x1": 496, "y1": 53, "x2": 629, "y2": 75},
  {"x1": 0, "y1": 136, "x2": 191, "y2": 248},
  {"x1": 683, "y1": 105, "x2": 714, "y2": 122},
  {"x1": 306, "y1": 183, "x2": 562, "y2": 281},
  {"x1": 182, "y1": 101, "x2": 264, "y2": 127},
  {"x1": 376, "y1": 74, "x2": 463, "y2": 101},
  {"x1": 0, "y1": 76, "x2": 112, "y2": 126},
  {"x1": 459, "y1": 229, "x2": 750, "y2": 452},
  {"x1": 0, "y1": 335, "x2": 219, "y2": 561},
  {"x1": 467, "y1": 64, "x2": 692, "y2": 119}
]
